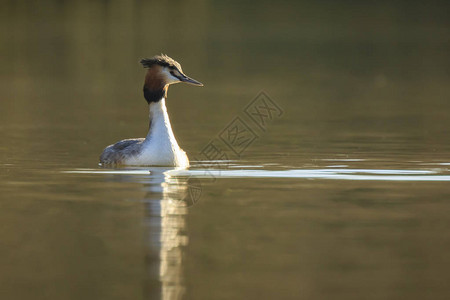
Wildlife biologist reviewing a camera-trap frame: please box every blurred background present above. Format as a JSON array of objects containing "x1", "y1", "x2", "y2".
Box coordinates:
[
  {"x1": 1, "y1": 0, "x2": 449, "y2": 163},
  {"x1": 1, "y1": 1, "x2": 450, "y2": 299}
]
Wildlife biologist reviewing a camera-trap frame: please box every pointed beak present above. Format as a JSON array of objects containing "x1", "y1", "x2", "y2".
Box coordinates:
[{"x1": 179, "y1": 73, "x2": 203, "y2": 86}]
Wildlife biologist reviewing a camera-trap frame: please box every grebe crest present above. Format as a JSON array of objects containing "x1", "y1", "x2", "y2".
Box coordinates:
[{"x1": 100, "y1": 54, "x2": 203, "y2": 167}]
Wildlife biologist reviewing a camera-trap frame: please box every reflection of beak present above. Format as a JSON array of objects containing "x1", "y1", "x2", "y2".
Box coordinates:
[{"x1": 179, "y1": 73, "x2": 203, "y2": 86}]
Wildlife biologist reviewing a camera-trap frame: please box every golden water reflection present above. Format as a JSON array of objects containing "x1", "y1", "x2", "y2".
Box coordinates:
[{"x1": 134, "y1": 168, "x2": 198, "y2": 300}]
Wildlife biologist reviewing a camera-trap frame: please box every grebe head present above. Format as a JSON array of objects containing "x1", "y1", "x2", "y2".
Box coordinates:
[{"x1": 140, "y1": 55, "x2": 203, "y2": 103}]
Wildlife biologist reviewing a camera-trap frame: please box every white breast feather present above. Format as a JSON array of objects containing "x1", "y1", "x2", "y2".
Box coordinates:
[{"x1": 124, "y1": 98, "x2": 189, "y2": 167}]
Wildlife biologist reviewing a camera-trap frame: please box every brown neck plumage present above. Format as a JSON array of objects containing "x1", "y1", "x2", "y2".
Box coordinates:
[{"x1": 143, "y1": 66, "x2": 168, "y2": 103}]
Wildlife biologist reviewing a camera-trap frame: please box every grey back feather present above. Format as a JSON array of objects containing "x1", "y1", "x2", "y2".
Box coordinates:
[{"x1": 99, "y1": 138, "x2": 145, "y2": 165}]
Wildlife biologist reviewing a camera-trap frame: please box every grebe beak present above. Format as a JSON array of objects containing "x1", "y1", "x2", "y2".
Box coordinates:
[{"x1": 178, "y1": 72, "x2": 203, "y2": 86}]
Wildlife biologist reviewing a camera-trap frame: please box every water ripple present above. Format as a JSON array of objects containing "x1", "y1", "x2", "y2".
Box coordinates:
[{"x1": 64, "y1": 167, "x2": 450, "y2": 181}]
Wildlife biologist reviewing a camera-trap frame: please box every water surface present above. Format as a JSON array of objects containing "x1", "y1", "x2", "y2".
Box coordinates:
[{"x1": 1, "y1": 1, "x2": 450, "y2": 299}]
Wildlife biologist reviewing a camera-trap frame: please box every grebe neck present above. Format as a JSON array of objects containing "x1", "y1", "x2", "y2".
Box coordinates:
[{"x1": 145, "y1": 97, "x2": 180, "y2": 149}]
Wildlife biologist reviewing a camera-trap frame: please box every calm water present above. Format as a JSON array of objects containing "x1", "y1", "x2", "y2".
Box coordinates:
[{"x1": 1, "y1": 1, "x2": 450, "y2": 299}]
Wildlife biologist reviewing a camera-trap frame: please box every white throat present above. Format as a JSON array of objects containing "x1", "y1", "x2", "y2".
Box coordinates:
[
  {"x1": 146, "y1": 98, "x2": 179, "y2": 145},
  {"x1": 126, "y1": 98, "x2": 189, "y2": 167}
]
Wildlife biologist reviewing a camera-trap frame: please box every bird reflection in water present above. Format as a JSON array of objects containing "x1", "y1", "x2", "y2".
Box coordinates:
[{"x1": 116, "y1": 167, "x2": 201, "y2": 300}]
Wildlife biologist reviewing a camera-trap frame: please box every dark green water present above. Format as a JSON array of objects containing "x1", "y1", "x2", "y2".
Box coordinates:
[{"x1": 1, "y1": 1, "x2": 450, "y2": 299}]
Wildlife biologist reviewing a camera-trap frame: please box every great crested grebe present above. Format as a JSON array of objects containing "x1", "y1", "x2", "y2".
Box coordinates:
[{"x1": 99, "y1": 55, "x2": 203, "y2": 167}]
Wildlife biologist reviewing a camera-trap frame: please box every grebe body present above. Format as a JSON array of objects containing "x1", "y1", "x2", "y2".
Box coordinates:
[{"x1": 100, "y1": 55, "x2": 202, "y2": 167}]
